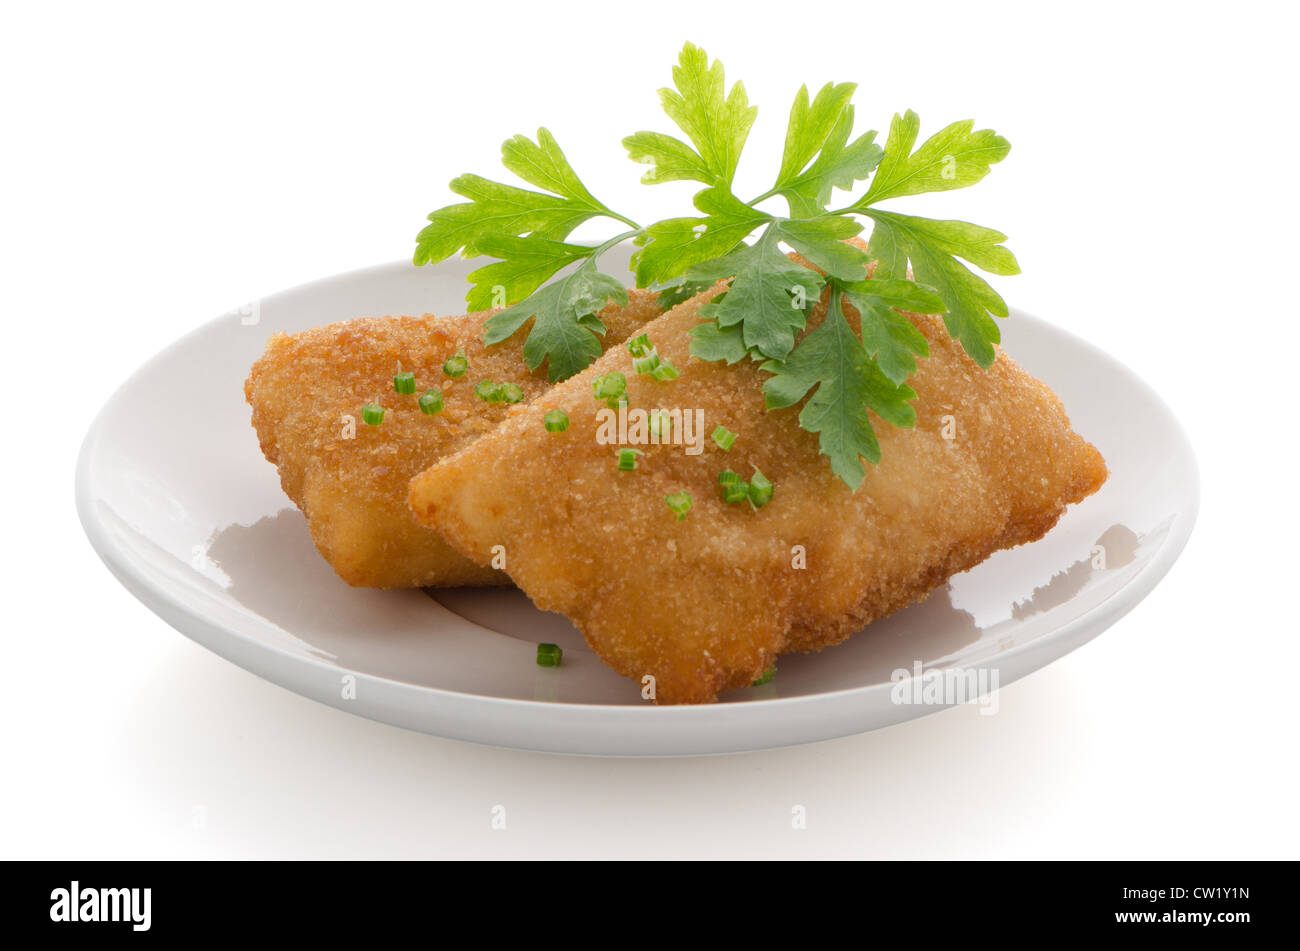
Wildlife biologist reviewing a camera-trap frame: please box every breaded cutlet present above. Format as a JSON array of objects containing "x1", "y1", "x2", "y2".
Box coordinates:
[
  {"x1": 408, "y1": 283, "x2": 1106, "y2": 702},
  {"x1": 245, "y1": 288, "x2": 661, "y2": 588}
]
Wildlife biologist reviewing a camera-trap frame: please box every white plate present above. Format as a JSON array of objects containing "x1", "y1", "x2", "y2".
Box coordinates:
[{"x1": 76, "y1": 250, "x2": 1198, "y2": 756}]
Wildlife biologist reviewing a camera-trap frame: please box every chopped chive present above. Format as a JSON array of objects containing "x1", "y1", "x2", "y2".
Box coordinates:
[
  {"x1": 649, "y1": 359, "x2": 679, "y2": 382},
  {"x1": 418, "y1": 389, "x2": 444, "y2": 415},
  {"x1": 543, "y1": 409, "x2": 569, "y2": 432},
  {"x1": 393, "y1": 370, "x2": 416, "y2": 395},
  {"x1": 470, "y1": 379, "x2": 524, "y2": 404},
  {"x1": 722, "y1": 480, "x2": 750, "y2": 504},
  {"x1": 712, "y1": 426, "x2": 737, "y2": 451},
  {"x1": 361, "y1": 402, "x2": 385, "y2": 426},
  {"x1": 748, "y1": 467, "x2": 774, "y2": 509},
  {"x1": 665, "y1": 491, "x2": 693, "y2": 521},
  {"x1": 626, "y1": 333, "x2": 652, "y2": 356},
  {"x1": 627, "y1": 333, "x2": 677, "y2": 381},
  {"x1": 752, "y1": 665, "x2": 776, "y2": 686},
  {"x1": 443, "y1": 350, "x2": 468, "y2": 378},
  {"x1": 616, "y1": 448, "x2": 642, "y2": 471},
  {"x1": 592, "y1": 372, "x2": 627, "y2": 408},
  {"x1": 648, "y1": 409, "x2": 673, "y2": 439},
  {"x1": 717, "y1": 469, "x2": 740, "y2": 486},
  {"x1": 632, "y1": 349, "x2": 662, "y2": 374},
  {"x1": 536, "y1": 643, "x2": 563, "y2": 667}
]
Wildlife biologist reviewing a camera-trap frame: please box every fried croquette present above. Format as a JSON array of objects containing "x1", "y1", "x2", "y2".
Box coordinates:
[
  {"x1": 408, "y1": 285, "x2": 1108, "y2": 703},
  {"x1": 245, "y1": 289, "x2": 662, "y2": 588}
]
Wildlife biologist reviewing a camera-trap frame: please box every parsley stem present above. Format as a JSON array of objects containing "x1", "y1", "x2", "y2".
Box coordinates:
[
  {"x1": 825, "y1": 200, "x2": 871, "y2": 217},
  {"x1": 603, "y1": 212, "x2": 643, "y2": 231},
  {"x1": 591, "y1": 229, "x2": 643, "y2": 257}
]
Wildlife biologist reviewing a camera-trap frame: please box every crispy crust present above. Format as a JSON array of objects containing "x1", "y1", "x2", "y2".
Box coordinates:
[
  {"x1": 244, "y1": 289, "x2": 661, "y2": 588},
  {"x1": 409, "y1": 286, "x2": 1108, "y2": 703}
]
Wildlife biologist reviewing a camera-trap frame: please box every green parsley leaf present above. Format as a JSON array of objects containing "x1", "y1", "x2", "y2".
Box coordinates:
[
  {"x1": 631, "y1": 42, "x2": 757, "y2": 189},
  {"x1": 771, "y1": 85, "x2": 883, "y2": 217},
  {"x1": 687, "y1": 224, "x2": 824, "y2": 361},
  {"x1": 622, "y1": 131, "x2": 715, "y2": 186},
  {"x1": 852, "y1": 110, "x2": 1010, "y2": 207},
  {"x1": 500, "y1": 128, "x2": 611, "y2": 208},
  {"x1": 634, "y1": 218, "x2": 741, "y2": 289},
  {"x1": 774, "y1": 83, "x2": 857, "y2": 186},
  {"x1": 482, "y1": 258, "x2": 628, "y2": 381},
  {"x1": 414, "y1": 129, "x2": 625, "y2": 276},
  {"x1": 683, "y1": 215, "x2": 870, "y2": 365},
  {"x1": 465, "y1": 234, "x2": 592, "y2": 311},
  {"x1": 778, "y1": 106, "x2": 882, "y2": 217},
  {"x1": 761, "y1": 287, "x2": 916, "y2": 489},
  {"x1": 866, "y1": 211, "x2": 1019, "y2": 367},
  {"x1": 687, "y1": 309, "x2": 751, "y2": 364},
  {"x1": 655, "y1": 277, "x2": 717, "y2": 310},
  {"x1": 775, "y1": 216, "x2": 869, "y2": 281},
  {"x1": 414, "y1": 174, "x2": 598, "y2": 267},
  {"x1": 843, "y1": 276, "x2": 947, "y2": 314},
  {"x1": 841, "y1": 279, "x2": 942, "y2": 384},
  {"x1": 633, "y1": 186, "x2": 769, "y2": 287}
]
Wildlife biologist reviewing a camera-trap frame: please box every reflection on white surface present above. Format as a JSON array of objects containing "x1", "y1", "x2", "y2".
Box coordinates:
[{"x1": 114, "y1": 635, "x2": 1090, "y2": 858}]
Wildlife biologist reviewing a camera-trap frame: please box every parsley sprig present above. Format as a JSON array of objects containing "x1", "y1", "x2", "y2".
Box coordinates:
[{"x1": 413, "y1": 42, "x2": 1018, "y2": 487}]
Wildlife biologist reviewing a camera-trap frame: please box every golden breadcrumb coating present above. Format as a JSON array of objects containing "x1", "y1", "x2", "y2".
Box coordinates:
[
  {"x1": 409, "y1": 285, "x2": 1108, "y2": 703},
  {"x1": 244, "y1": 289, "x2": 662, "y2": 588}
]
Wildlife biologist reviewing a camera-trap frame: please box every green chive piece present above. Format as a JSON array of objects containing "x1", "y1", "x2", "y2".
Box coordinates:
[
  {"x1": 475, "y1": 380, "x2": 499, "y2": 401},
  {"x1": 361, "y1": 402, "x2": 385, "y2": 426},
  {"x1": 632, "y1": 350, "x2": 661, "y2": 374},
  {"x1": 443, "y1": 350, "x2": 468, "y2": 378},
  {"x1": 648, "y1": 409, "x2": 673, "y2": 439},
  {"x1": 616, "y1": 448, "x2": 642, "y2": 472},
  {"x1": 544, "y1": 409, "x2": 570, "y2": 432},
  {"x1": 393, "y1": 371, "x2": 416, "y2": 395},
  {"x1": 718, "y1": 469, "x2": 740, "y2": 486},
  {"x1": 628, "y1": 334, "x2": 677, "y2": 381},
  {"x1": 537, "y1": 643, "x2": 563, "y2": 667},
  {"x1": 712, "y1": 426, "x2": 737, "y2": 451},
  {"x1": 752, "y1": 665, "x2": 776, "y2": 686},
  {"x1": 418, "y1": 389, "x2": 444, "y2": 415},
  {"x1": 626, "y1": 333, "x2": 652, "y2": 356},
  {"x1": 748, "y1": 467, "x2": 774, "y2": 509},
  {"x1": 665, "y1": 491, "x2": 693, "y2": 521},
  {"x1": 499, "y1": 382, "x2": 525, "y2": 404},
  {"x1": 650, "y1": 360, "x2": 679, "y2": 382},
  {"x1": 592, "y1": 372, "x2": 627, "y2": 408},
  {"x1": 722, "y1": 480, "x2": 750, "y2": 504}
]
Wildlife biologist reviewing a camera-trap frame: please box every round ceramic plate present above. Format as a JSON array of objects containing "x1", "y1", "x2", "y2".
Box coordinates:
[{"x1": 77, "y1": 250, "x2": 1198, "y2": 755}]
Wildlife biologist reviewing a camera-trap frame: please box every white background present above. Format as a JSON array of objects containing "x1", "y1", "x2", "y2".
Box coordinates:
[{"x1": 3, "y1": 0, "x2": 1297, "y2": 858}]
